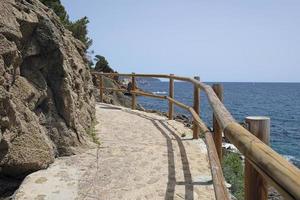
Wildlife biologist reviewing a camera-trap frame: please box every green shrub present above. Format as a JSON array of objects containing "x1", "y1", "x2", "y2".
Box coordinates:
[
  {"x1": 86, "y1": 121, "x2": 100, "y2": 146},
  {"x1": 39, "y1": 0, "x2": 92, "y2": 50},
  {"x1": 222, "y1": 151, "x2": 244, "y2": 200},
  {"x1": 94, "y1": 55, "x2": 112, "y2": 72}
]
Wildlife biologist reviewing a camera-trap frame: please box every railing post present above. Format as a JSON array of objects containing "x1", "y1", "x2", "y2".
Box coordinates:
[
  {"x1": 131, "y1": 72, "x2": 136, "y2": 110},
  {"x1": 99, "y1": 74, "x2": 103, "y2": 102},
  {"x1": 168, "y1": 74, "x2": 174, "y2": 120},
  {"x1": 212, "y1": 84, "x2": 224, "y2": 162},
  {"x1": 244, "y1": 116, "x2": 270, "y2": 200},
  {"x1": 193, "y1": 76, "x2": 200, "y2": 139}
]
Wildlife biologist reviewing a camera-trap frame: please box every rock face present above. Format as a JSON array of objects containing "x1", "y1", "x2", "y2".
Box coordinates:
[
  {"x1": 93, "y1": 76, "x2": 130, "y2": 107},
  {"x1": 93, "y1": 75, "x2": 143, "y2": 109},
  {"x1": 0, "y1": 0, "x2": 95, "y2": 176}
]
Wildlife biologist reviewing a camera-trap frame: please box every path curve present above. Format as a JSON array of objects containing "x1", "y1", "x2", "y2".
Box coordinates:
[{"x1": 14, "y1": 103, "x2": 215, "y2": 200}]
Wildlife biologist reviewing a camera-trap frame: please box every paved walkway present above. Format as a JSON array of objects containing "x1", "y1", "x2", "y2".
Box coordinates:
[{"x1": 14, "y1": 103, "x2": 215, "y2": 200}]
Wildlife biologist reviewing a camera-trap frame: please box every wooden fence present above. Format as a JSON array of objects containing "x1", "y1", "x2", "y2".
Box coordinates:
[{"x1": 93, "y1": 72, "x2": 300, "y2": 200}]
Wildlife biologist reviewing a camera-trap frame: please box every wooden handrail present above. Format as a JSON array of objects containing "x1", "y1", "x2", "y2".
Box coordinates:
[
  {"x1": 212, "y1": 84, "x2": 223, "y2": 163},
  {"x1": 166, "y1": 96, "x2": 190, "y2": 110},
  {"x1": 92, "y1": 71, "x2": 191, "y2": 81},
  {"x1": 224, "y1": 123, "x2": 300, "y2": 199},
  {"x1": 133, "y1": 91, "x2": 167, "y2": 99},
  {"x1": 193, "y1": 76, "x2": 200, "y2": 139},
  {"x1": 188, "y1": 107, "x2": 230, "y2": 199},
  {"x1": 92, "y1": 72, "x2": 300, "y2": 200},
  {"x1": 168, "y1": 74, "x2": 174, "y2": 120},
  {"x1": 190, "y1": 78, "x2": 300, "y2": 200}
]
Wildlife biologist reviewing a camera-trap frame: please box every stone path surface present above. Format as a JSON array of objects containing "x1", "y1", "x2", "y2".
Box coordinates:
[{"x1": 14, "y1": 103, "x2": 215, "y2": 200}]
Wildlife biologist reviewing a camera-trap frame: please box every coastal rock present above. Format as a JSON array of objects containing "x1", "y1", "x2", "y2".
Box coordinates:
[
  {"x1": 93, "y1": 75, "x2": 143, "y2": 109},
  {"x1": 174, "y1": 114, "x2": 192, "y2": 127},
  {"x1": 0, "y1": 0, "x2": 95, "y2": 177}
]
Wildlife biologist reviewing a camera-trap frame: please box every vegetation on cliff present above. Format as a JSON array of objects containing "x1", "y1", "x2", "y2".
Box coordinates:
[
  {"x1": 94, "y1": 55, "x2": 115, "y2": 73},
  {"x1": 39, "y1": 0, "x2": 92, "y2": 49}
]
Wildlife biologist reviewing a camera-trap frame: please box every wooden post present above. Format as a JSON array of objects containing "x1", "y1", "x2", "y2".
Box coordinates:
[
  {"x1": 99, "y1": 74, "x2": 103, "y2": 102},
  {"x1": 131, "y1": 73, "x2": 136, "y2": 110},
  {"x1": 244, "y1": 116, "x2": 270, "y2": 200},
  {"x1": 168, "y1": 74, "x2": 174, "y2": 120},
  {"x1": 212, "y1": 84, "x2": 224, "y2": 162},
  {"x1": 193, "y1": 76, "x2": 200, "y2": 139}
]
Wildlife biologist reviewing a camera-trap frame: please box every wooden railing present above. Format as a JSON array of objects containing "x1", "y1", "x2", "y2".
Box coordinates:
[{"x1": 92, "y1": 72, "x2": 300, "y2": 200}]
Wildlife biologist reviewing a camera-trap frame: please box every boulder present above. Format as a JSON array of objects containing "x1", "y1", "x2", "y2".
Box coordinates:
[{"x1": 0, "y1": 0, "x2": 95, "y2": 177}]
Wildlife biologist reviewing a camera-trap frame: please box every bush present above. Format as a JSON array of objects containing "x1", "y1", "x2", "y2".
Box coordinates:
[
  {"x1": 94, "y1": 55, "x2": 114, "y2": 72},
  {"x1": 222, "y1": 151, "x2": 244, "y2": 200}
]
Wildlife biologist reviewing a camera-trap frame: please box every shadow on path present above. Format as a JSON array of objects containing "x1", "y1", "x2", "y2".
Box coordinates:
[{"x1": 124, "y1": 110, "x2": 212, "y2": 200}]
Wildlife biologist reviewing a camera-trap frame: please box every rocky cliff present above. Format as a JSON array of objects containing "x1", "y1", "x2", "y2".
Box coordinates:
[{"x1": 0, "y1": 0, "x2": 95, "y2": 177}]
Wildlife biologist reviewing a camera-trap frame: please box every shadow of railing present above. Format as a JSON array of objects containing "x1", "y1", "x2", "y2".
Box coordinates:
[{"x1": 123, "y1": 109, "x2": 212, "y2": 200}]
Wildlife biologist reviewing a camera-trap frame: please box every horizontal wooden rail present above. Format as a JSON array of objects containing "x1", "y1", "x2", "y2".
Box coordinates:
[
  {"x1": 92, "y1": 72, "x2": 192, "y2": 82},
  {"x1": 166, "y1": 96, "x2": 190, "y2": 110},
  {"x1": 190, "y1": 79, "x2": 300, "y2": 200},
  {"x1": 166, "y1": 99, "x2": 230, "y2": 199},
  {"x1": 133, "y1": 91, "x2": 167, "y2": 99},
  {"x1": 224, "y1": 123, "x2": 300, "y2": 199},
  {"x1": 191, "y1": 112, "x2": 230, "y2": 200},
  {"x1": 100, "y1": 87, "x2": 167, "y2": 99},
  {"x1": 93, "y1": 71, "x2": 300, "y2": 200}
]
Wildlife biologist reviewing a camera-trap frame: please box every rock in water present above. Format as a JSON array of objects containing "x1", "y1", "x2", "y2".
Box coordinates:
[{"x1": 0, "y1": 0, "x2": 95, "y2": 176}]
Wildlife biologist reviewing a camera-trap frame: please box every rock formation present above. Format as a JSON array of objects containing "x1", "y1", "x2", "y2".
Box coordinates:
[
  {"x1": 0, "y1": 0, "x2": 95, "y2": 177},
  {"x1": 92, "y1": 74, "x2": 144, "y2": 110}
]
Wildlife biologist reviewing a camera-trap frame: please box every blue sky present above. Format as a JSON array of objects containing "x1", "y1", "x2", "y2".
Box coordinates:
[{"x1": 61, "y1": 0, "x2": 300, "y2": 82}]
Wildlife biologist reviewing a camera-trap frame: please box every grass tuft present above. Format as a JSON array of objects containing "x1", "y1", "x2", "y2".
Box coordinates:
[{"x1": 86, "y1": 120, "x2": 100, "y2": 146}]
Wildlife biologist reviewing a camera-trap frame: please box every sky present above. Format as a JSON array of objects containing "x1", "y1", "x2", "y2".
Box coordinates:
[{"x1": 61, "y1": 0, "x2": 300, "y2": 82}]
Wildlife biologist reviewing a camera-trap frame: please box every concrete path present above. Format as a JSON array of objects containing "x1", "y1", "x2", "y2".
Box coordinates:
[{"x1": 14, "y1": 103, "x2": 215, "y2": 200}]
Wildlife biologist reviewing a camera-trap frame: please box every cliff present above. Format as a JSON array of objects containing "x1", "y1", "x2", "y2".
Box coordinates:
[{"x1": 0, "y1": 0, "x2": 95, "y2": 179}]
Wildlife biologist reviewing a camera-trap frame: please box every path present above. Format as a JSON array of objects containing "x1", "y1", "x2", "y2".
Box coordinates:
[{"x1": 14, "y1": 103, "x2": 215, "y2": 200}]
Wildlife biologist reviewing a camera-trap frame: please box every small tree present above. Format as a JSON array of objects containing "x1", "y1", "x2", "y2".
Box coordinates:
[
  {"x1": 39, "y1": 0, "x2": 92, "y2": 50},
  {"x1": 65, "y1": 17, "x2": 93, "y2": 49},
  {"x1": 40, "y1": 0, "x2": 68, "y2": 22},
  {"x1": 94, "y1": 55, "x2": 114, "y2": 73}
]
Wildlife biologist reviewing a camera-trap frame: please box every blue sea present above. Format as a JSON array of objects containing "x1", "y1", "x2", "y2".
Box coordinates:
[{"x1": 137, "y1": 82, "x2": 300, "y2": 168}]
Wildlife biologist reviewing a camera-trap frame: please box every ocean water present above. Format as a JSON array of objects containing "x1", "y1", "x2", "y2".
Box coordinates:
[{"x1": 137, "y1": 82, "x2": 300, "y2": 168}]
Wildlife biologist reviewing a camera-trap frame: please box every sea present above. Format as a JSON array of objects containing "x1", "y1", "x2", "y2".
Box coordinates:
[{"x1": 137, "y1": 82, "x2": 300, "y2": 168}]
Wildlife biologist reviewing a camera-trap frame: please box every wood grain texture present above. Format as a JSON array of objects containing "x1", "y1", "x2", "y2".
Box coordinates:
[
  {"x1": 168, "y1": 74, "x2": 174, "y2": 120},
  {"x1": 191, "y1": 80, "x2": 235, "y2": 128},
  {"x1": 189, "y1": 108, "x2": 230, "y2": 200},
  {"x1": 212, "y1": 84, "x2": 224, "y2": 162},
  {"x1": 244, "y1": 117, "x2": 270, "y2": 200},
  {"x1": 193, "y1": 76, "x2": 200, "y2": 139}
]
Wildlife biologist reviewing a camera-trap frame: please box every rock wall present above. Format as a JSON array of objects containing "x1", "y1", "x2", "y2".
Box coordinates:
[
  {"x1": 92, "y1": 75, "x2": 143, "y2": 110},
  {"x1": 0, "y1": 0, "x2": 95, "y2": 176}
]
